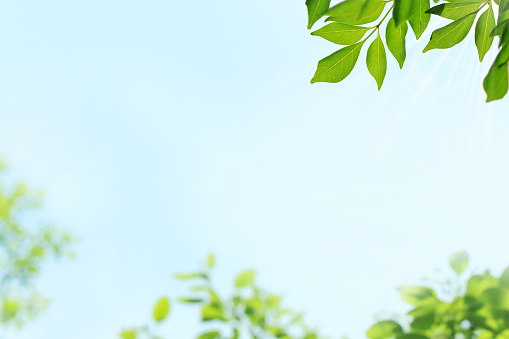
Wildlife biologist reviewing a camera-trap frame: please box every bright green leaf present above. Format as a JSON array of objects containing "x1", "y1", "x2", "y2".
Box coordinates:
[
  {"x1": 366, "y1": 32, "x2": 387, "y2": 90},
  {"x1": 484, "y1": 46, "x2": 509, "y2": 102},
  {"x1": 207, "y1": 254, "x2": 215, "y2": 269},
  {"x1": 423, "y1": 11, "x2": 478, "y2": 52},
  {"x1": 426, "y1": 2, "x2": 482, "y2": 20},
  {"x1": 306, "y1": 0, "x2": 331, "y2": 29},
  {"x1": 326, "y1": 0, "x2": 385, "y2": 25},
  {"x1": 367, "y1": 320, "x2": 403, "y2": 339},
  {"x1": 120, "y1": 331, "x2": 137, "y2": 339},
  {"x1": 409, "y1": 0, "x2": 431, "y2": 39},
  {"x1": 475, "y1": 5, "x2": 495, "y2": 61},
  {"x1": 235, "y1": 270, "x2": 256, "y2": 287},
  {"x1": 197, "y1": 331, "x2": 221, "y2": 339},
  {"x1": 311, "y1": 42, "x2": 364, "y2": 83},
  {"x1": 174, "y1": 272, "x2": 208, "y2": 280},
  {"x1": 386, "y1": 18, "x2": 408, "y2": 68},
  {"x1": 311, "y1": 23, "x2": 370, "y2": 45},
  {"x1": 153, "y1": 297, "x2": 170, "y2": 322}
]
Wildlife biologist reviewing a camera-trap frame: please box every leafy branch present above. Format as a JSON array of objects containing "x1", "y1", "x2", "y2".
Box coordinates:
[{"x1": 306, "y1": 0, "x2": 509, "y2": 102}]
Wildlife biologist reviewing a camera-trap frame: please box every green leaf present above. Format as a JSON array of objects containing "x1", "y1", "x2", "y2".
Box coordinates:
[
  {"x1": 500, "y1": 266, "x2": 509, "y2": 289},
  {"x1": 423, "y1": 11, "x2": 478, "y2": 52},
  {"x1": 202, "y1": 304, "x2": 226, "y2": 321},
  {"x1": 306, "y1": 0, "x2": 331, "y2": 29},
  {"x1": 475, "y1": 5, "x2": 495, "y2": 61},
  {"x1": 153, "y1": 297, "x2": 170, "y2": 322},
  {"x1": 396, "y1": 334, "x2": 429, "y2": 339},
  {"x1": 367, "y1": 320, "x2": 404, "y2": 339},
  {"x1": 197, "y1": 331, "x2": 221, "y2": 339},
  {"x1": 466, "y1": 274, "x2": 499, "y2": 297},
  {"x1": 394, "y1": 0, "x2": 417, "y2": 26},
  {"x1": 366, "y1": 32, "x2": 387, "y2": 90},
  {"x1": 178, "y1": 297, "x2": 204, "y2": 303},
  {"x1": 410, "y1": 312, "x2": 435, "y2": 330},
  {"x1": 409, "y1": 0, "x2": 431, "y2": 39},
  {"x1": 482, "y1": 287, "x2": 509, "y2": 309},
  {"x1": 326, "y1": 0, "x2": 385, "y2": 25},
  {"x1": 386, "y1": 18, "x2": 408, "y2": 68},
  {"x1": 311, "y1": 23, "x2": 370, "y2": 45},
  {"x1": 311, "y1": 42, "x2": 364, "y2": 83},
  {"x1": 207, "y1": 254, "x2": 215, "y2": 269},
  {"x1": 235, "y1": 270, "x2": 256, "y2": 287},
  {"x1": 500, "y1": 0, "x2": 509, "y2": 23},
  {"x1": 490, "y1": 19, "x2": 509, "y2": 38},
  {"x1": 398, "y1": 286, "x2": 437, "y2": 306},
  {"x1": 174, "y1": 272, "x2": 208, "y2": 280},
  {"x1": 484, "y1": 46, "x2": 509, "y2": 102},
  {"x1": 426, "y1": 2, "x2": 482, "y2": 20},
  {"x1": 449, "y1": 251, "x2": 469, "y2": 274},
  {"x1": 120, "y1": 331, "x2": 137, "y2": 339}
]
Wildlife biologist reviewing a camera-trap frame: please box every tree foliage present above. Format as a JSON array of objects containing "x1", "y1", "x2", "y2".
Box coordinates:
[
  {"x1": 119, "y1": 254, "x2": 323, "y2": 339},
  {"x1": 306, "y1": 0, "x2": 509, "y2": 102},
  {"x1": 367, "y1": 251, "x2": 509, "y2": 339},
  {"x1": 0, "y1": 160, "x2": 75, "y2": 328}
]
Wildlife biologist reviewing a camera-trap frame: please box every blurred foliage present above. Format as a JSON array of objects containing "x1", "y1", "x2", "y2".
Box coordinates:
[
  {"x1": 119, "y1": 254, "x2": 323, "y2": 339},
  {"x1": 0, "y1": 160, "x2": 76, "y2": 328},
  {"x1": 367, "y1": 251, "x2": 509, "y2": 339}
]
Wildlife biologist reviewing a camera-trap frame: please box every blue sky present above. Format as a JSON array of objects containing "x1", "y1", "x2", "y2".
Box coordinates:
[{"x1": 1, "y1": 0, "x2": 509, "y2": 338}]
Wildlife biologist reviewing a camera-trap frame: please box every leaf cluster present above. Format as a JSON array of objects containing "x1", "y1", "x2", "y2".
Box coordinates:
[
  {"x1": 119, "y1": 254, "x2": 323, "y2": 339},
  {"x1": 0, "y1": 162, "x2": 76, "y2": 328},
  {"x1": 306, "y1": 0, "x2": 509, "y2": 101},
  {"x1": 367, "y1": 251, "x2": 509, "y2": 339}
]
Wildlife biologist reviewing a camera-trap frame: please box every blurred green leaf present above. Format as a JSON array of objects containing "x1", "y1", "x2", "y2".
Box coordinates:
[
  {"x1": 367, "y1": 320, "x2": 403, "y2": 339},
  {"x1": 207, "y1": 254, "x2": 215, "y2": 269},
  {"x1": 398, "y1": 286, "x2": 437, "y2": 306},
  {"x1": 153, "y1": 297, "x2": 170, "y2": 322},
  {"x1": 235, "y1": 270, "x2": 256, "y2": 287},
  {"x1": 449, "y1": 251, "x2": 469, "y2": 274}
]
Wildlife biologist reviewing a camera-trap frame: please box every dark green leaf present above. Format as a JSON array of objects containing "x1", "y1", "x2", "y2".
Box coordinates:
[
  {"x1": 481, "y1": 287, "x2": 509, "y2": 309},
  {"x1": 394, "y1": 0, "x2": 417, "y2": 26}
]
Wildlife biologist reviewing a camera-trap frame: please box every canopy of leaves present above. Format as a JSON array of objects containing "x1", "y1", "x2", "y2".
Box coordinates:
[{"x1": 306, "y1": 0, "x2": 509, "y2": 102}]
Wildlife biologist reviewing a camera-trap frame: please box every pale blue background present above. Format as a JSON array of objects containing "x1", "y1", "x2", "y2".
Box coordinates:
[{"x1": 0, "y1": 0, "x2": 508, "y2": 338}]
